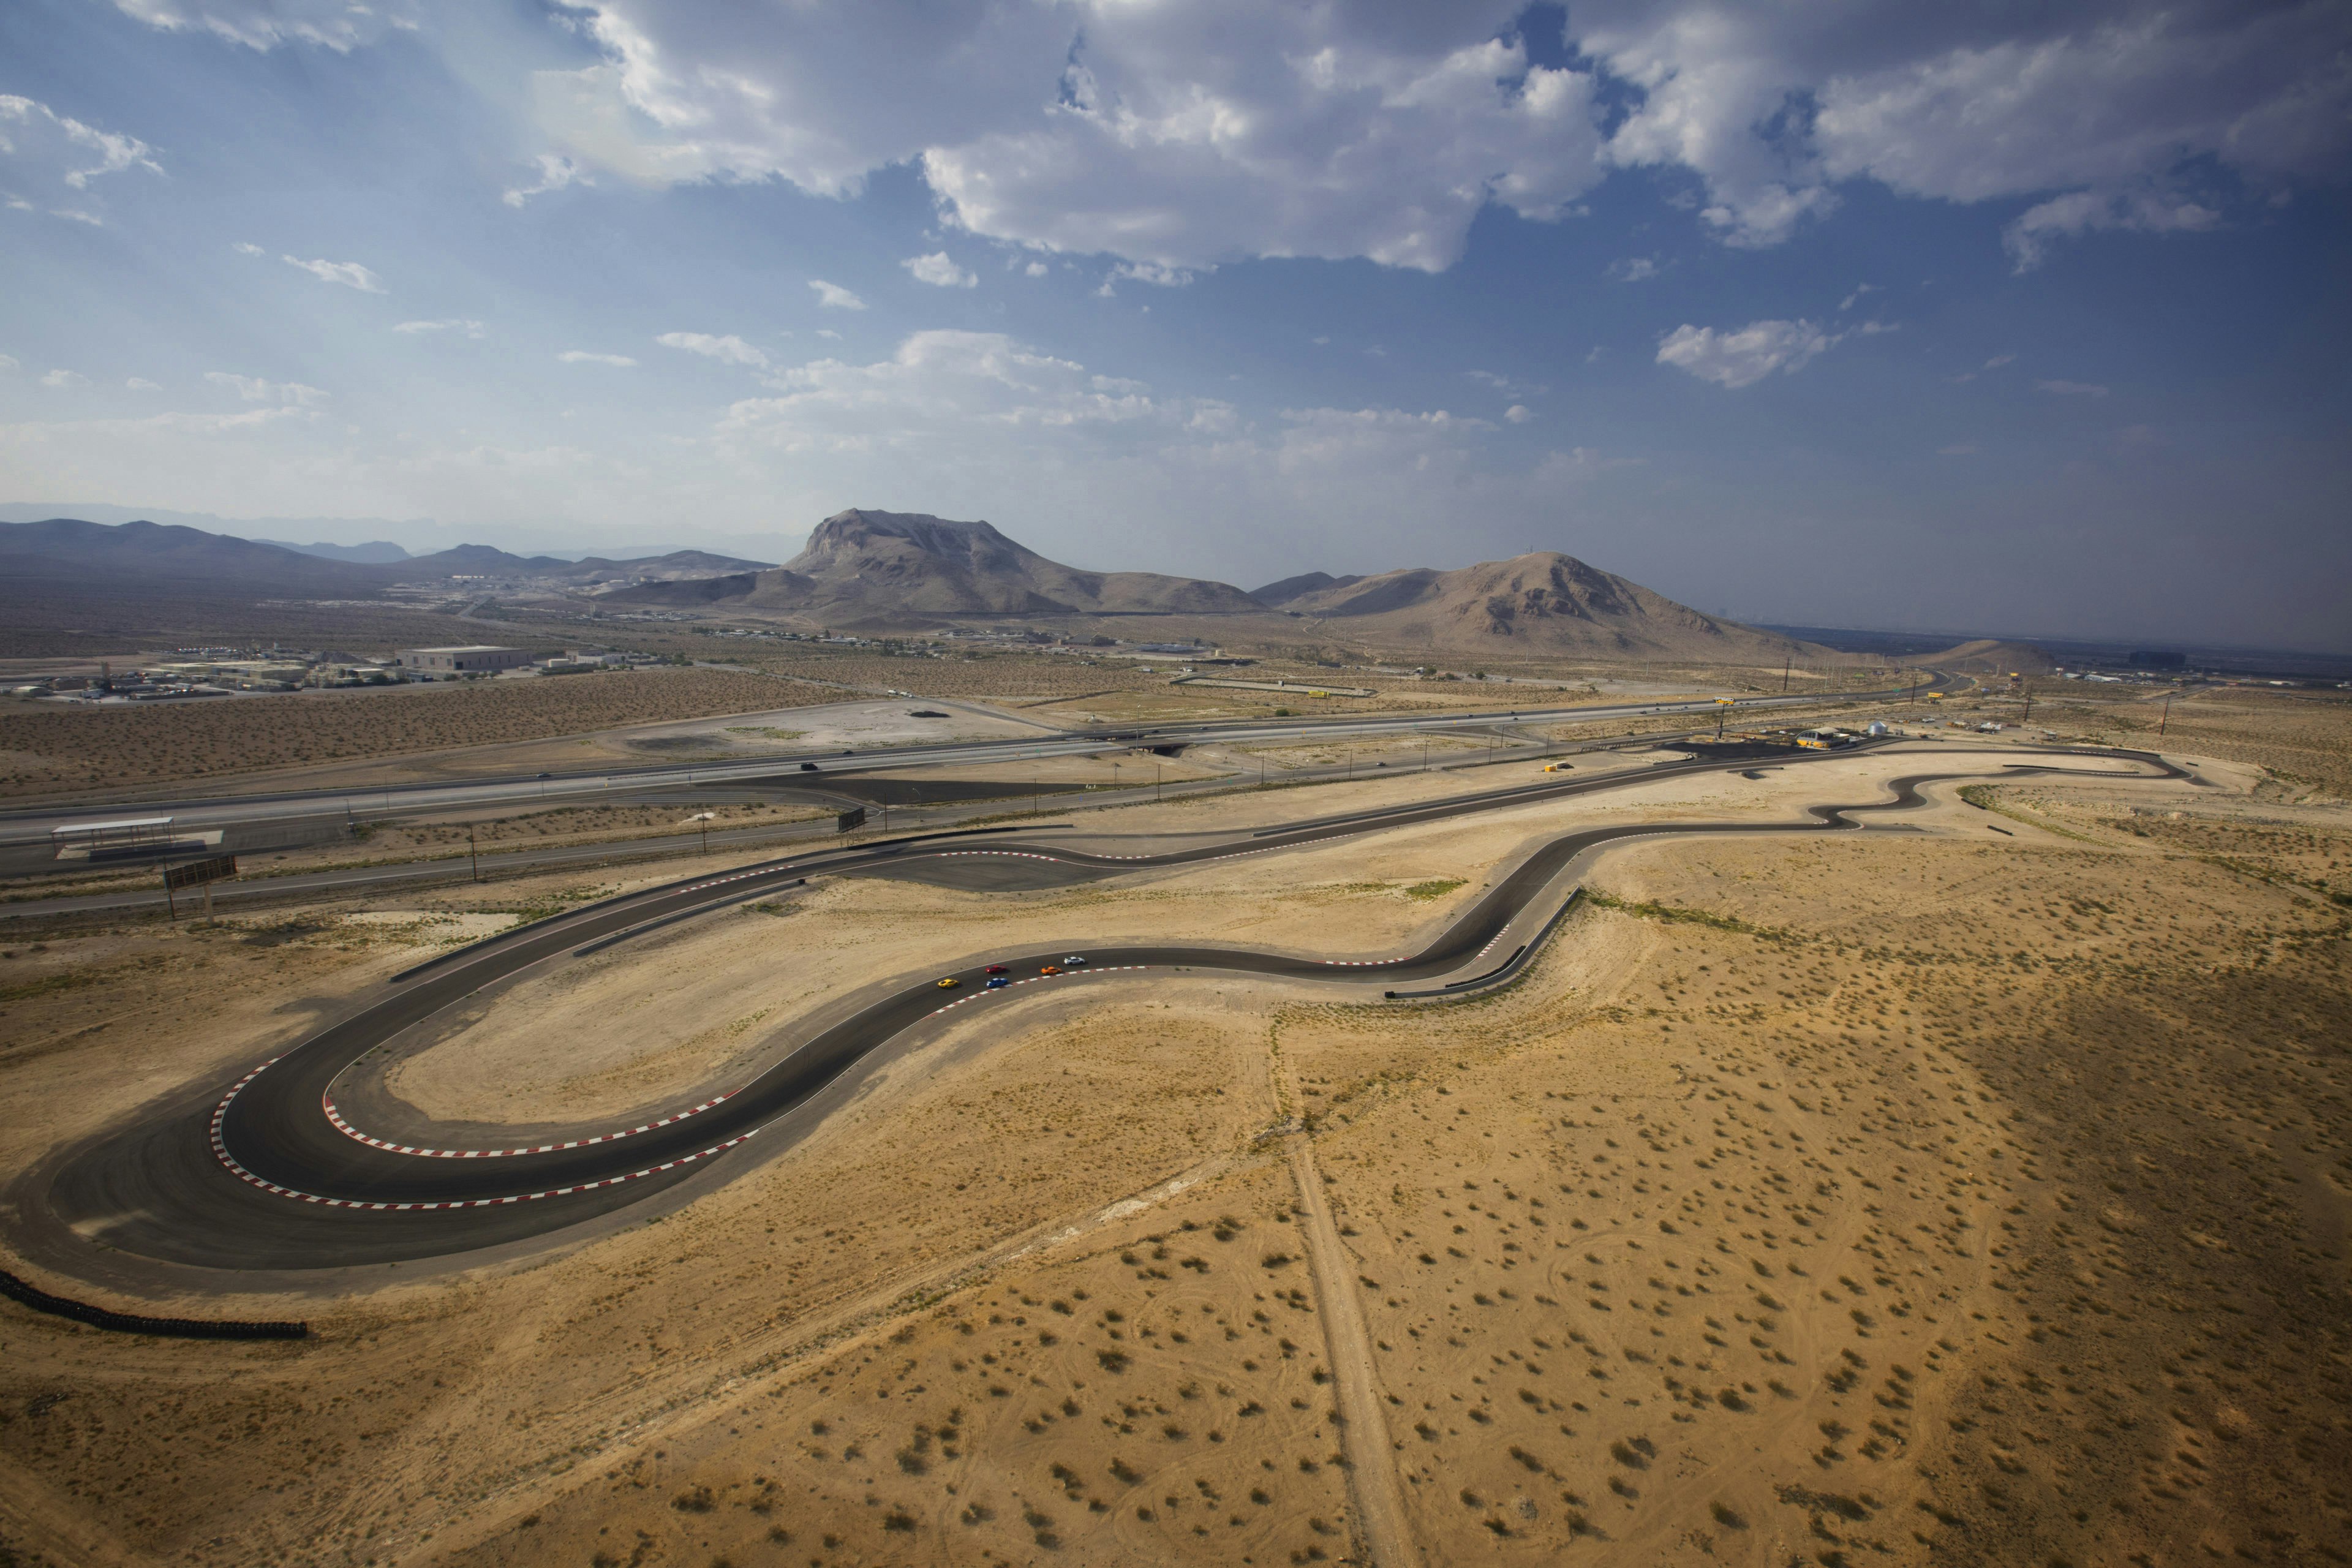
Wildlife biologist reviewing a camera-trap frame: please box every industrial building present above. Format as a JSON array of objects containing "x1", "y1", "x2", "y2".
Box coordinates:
[{"x1": 396, "y1": 645, "x2": 533, "y2": 674}]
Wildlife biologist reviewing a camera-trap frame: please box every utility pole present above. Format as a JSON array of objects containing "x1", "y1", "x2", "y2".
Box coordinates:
[
  {"x1": 2158, "y1": 691, "x2": 2173, "y2": 736},
  {"x1": 1155, "y1": 763, "x2": 1161, "y2": 802},
  {"x1": 469, "y1": 823, "x2": 480, "y2": 882},
  {"x1": 1782, "y1": 655, "x2": 1792, "y2": 693}
]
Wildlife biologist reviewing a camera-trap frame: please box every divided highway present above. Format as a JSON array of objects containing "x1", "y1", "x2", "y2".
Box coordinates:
[
  {"x1": 20, "y1": 734, "x2": 2171, "y2": 1280},
  {"x1": 0, "y1": 671, "x2": 1963, "y2": 853}
]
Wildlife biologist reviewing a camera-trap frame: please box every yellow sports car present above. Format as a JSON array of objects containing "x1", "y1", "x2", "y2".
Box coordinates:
[{"x1": 935, "y1": 976, "x2": 960, "y2": 989}]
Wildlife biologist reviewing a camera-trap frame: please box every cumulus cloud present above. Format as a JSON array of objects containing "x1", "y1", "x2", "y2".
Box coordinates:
[
  {"x1": 1024, "y1": 260, "x2": 1049, "y2": 277},
  {"x1": 2004, "y1": 187, "x2": 2222, "y2": 270},
  {"x1": 557, "y1": 350, "x2": 636, "y2": 366},
  {"x1": 657, "y1": 331, "x2": 770, "y2": 368},
  {"x1": 2037, "y1": 379, "x2": 2110, "y2": 396},
  {"x1": 902, "y1": 252, "x2": 978, "y2": 288},
  {"x1": 205, "y1": 371, "x2": 328, "y2": 404},
  {"x1": 126, "y1": 377, "x2": 162, "y2": 390},
  {"x1": 1504, "y1": 404, "x2": 1534, "y2": 424},
  {"x1": 808, "y1": 279, "x2": 865, "y2": 311},
  {"x1": 232, "y1": 240, "x2": 263, "y2": 255},
  {"x1": 502, "y1": 153, "x2": 589, "y2": 208},
  {"x1": 1607, "y1": 257, "x2": 1659, "y2": 282},
  {"x1": 1656, "y1": 319, "x2": 1839, "y2": 390},
  {"x1": 108, "y1": 2, "x2": 2352, "y2": 273},
  {"x1": 393, "y1": 318, "x2": 486, "y2": 337},
  {"x1": 40, "y1": 369, "x2": 87, "y2": 388},
  {"x1": 283, "y1": 254, "x2": 386, "y2": 292}
]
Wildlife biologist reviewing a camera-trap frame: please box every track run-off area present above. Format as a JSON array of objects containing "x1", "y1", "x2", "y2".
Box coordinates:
[{"x1": 21, "y1": 741, "x2": 2191, "y2": 1278}]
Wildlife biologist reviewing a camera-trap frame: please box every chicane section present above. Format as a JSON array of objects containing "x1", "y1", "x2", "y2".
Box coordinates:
[{"x1": 26, "y1": 745, "x2": 2182, "y2": 1277}]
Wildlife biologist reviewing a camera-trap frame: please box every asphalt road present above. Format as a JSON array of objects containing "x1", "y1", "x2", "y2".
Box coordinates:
[
  {"x1": 0, "y1": 671, "x2": 1962, "y2": 853},
  {"x1": 15, "y1": 737, "x2": 2179, "y2": 1280}
]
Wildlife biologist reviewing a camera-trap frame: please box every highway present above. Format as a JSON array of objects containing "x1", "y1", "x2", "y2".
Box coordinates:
[
  {"x1": 0, "y1": 671, "x2": 1958, "y2": 854},
  {"x1": 15, "y1": 733, "x2": 2172, "y2": 1282}
]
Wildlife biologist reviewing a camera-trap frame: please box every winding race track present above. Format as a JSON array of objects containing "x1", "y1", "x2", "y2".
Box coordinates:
[{"x1": 25, "y1": 744, "x2": 2188, "y2": 1276}]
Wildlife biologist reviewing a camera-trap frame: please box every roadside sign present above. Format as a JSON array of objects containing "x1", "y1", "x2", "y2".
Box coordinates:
[
  {"x1": 836, "y1": 807, "x2": 867, "y2": 833},
  {"x1": 164, "y1": 854, "x2": 236, "y2": 891},
  {"x1": 162, "y1": 853, "x2": 236, "y2": 921}
]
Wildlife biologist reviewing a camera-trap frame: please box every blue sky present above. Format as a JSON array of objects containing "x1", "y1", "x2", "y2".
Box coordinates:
[{"x1": 2, "y1": 0, "x2": 2347, "y2": 649}]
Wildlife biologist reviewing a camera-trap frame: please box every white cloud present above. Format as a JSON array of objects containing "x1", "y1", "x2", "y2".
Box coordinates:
[
  {"x1": 557, "y1": 350, "x2": 637, "y2": 366},
  {"x1": 1656, "y1": 318, "x2": 1836, "y2": 390},
  {"x1": 205, "y1": 371, "x2": 329, "y2": 405},
  {"x1": 232, "y1": 240, "x2": 263, "y2": 256},
  {"x1": 1024, "y1": 260, "x2": 1049, "y2": 277},
  {"x1": 1839, "y1": 283, "x2": 1878, "y2": 311},
  {"x1": 40, "y1": 369, "x2": 86, "y2": 388},
  {"x1": 0, "y1": 95, "x2": 165, "y2": 190},
  {"x1": 110, "y1": 0, "x2": 401, "y2": 52},
  {"x1": 126, "y1": 377, "x2": 162, "y2": 390},
  {"x1": 111, "y1": 4, "x2": 2352, "y2": 274},
  {"x1": 656, "y1": 331, "x2": 770, "y2": 368},
  {"x1": 808, "y1": 279, "x2": 865, "y2": 311},
  {"x1": 1504, "y1": 404, "x2": 1534, "y2": 424},
  {"x1": 51, "y1": 208, "x2": 105, "y2": 226},
  {"x1": 815, "y1": 328, "x2": 841, "y2": 340},
  {"x1": 393, "y1": 318, "x2": 486, "y2": 337},
  {"x1": 1985, "y1": 353, "x2": 2016, "y2": 369},
  {"x1": 1607, "y1": 256, "x2": 1659, "y2": 282},
  {"x1": 902, "y1": 252, "x2": 978, "y2": 288},
  {"x1": 2004, "y1": 187, "x2": 2221, "y2": 271},
  {"x1": 283, "y1": 254, "x2": 386, "y2": 292},
  {"x1": 2037, "y1": 379, "x2": 2110, "y2": 396},
  {"x1": 0, "y1": 356, "x2": 17, "y2": 373},
  {"x1": 502, "y1": 153, "x2": 589, "y2": 208}
]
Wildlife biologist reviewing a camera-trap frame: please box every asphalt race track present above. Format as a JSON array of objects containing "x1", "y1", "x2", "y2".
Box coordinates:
[{"x1": 24, "y1": 741, "x2": 2183, "y2": 1280}]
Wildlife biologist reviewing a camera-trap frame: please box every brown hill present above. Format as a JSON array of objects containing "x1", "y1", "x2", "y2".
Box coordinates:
[
  {"x1": 608, "y1": 509, "x2": 1262, "y2": 625},
  {"x1": 1917, "y1": 638, "x2": 2058, "y2": 674},
  {"x1": 1277, "y1": 551, "x2": 1817, "y2": 659}
]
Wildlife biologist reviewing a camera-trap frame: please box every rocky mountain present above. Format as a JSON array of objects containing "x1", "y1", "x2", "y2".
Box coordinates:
[
  {"x1": 1250, "y1": 570, "x2": 1362, "y2": 607},
  {"x1": 1273, "y1": 551, "x2": 1815, "y2": 659},
  {"x1": 608, "y1": 510, "x2": 1260, "y2": 623}
]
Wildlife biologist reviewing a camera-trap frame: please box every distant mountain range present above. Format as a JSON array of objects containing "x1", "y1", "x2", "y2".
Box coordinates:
[
  {"x1": 258, "y1": 538, "x2": 416, "y2": 564},
  {"x1": 1, "y1": 510, "x2": 1879, "y2": 663},
  {"x1": 0, "y1": 518, "x2": 774, "y2": 594},
  {"x1": 608, "y1": 508, "x2": 1820, "y2": 660}
]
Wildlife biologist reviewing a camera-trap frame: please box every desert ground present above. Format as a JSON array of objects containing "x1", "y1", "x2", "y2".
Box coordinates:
[{"x1": 0, "y1": 688, "x2": 2345, "y2": 1568}]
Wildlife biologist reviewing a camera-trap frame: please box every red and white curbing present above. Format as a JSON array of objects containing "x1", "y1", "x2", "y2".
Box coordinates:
[
  {"x1": 209, "y1": 1059, "x2": 757, "y2": 1210},
  {"x1": 320, "y1": 1088, "x2": 739, "y2": 1158}
]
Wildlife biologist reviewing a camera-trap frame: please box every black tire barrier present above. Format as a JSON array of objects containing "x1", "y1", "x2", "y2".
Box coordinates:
[{"x1": 0, "y1": 1267, "x2": 307, "y2": 1340}]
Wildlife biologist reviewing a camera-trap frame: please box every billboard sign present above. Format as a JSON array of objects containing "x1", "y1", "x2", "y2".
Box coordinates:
[{"x1": 164, "y1": 854, "x2": 238, "y2": 891}]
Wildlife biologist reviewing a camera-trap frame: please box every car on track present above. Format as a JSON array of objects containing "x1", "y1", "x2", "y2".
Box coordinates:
[
  {"x1": 1542, "y1": 761, "x2": 1572, "y2": 772},
  {"x1": 986, "y1": 976, "x2": 1009, "y2": 989},
  {"x1": 1039, "y1": 964, "x2": 1062, "y2": 975},
  {"x1": 1062, "y1": 956, "x2": 1088, "y2": 967},
  {"x1": 935, "y1": 976, "x2": 960, "y2": 989},
  {"x1": 984, "y1": 963, "x2": 1009, "y2": 974}
]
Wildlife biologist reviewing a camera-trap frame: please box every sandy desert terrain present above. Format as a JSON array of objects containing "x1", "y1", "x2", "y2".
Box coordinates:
[{"x1": 0, "y1": 694, "x2": 2345, "y2": 1568}]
